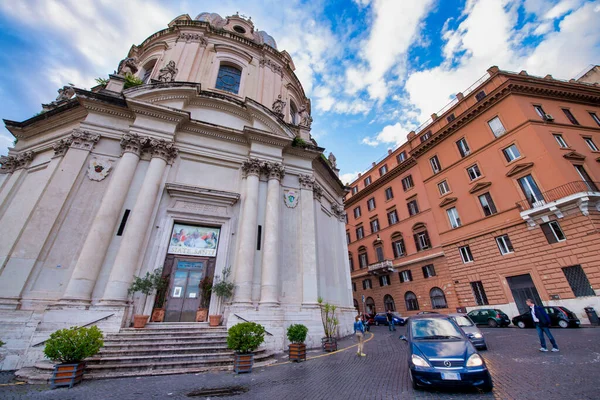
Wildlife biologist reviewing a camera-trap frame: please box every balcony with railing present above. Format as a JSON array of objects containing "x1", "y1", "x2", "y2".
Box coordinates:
[
  {"x1": 368, "y1": 259, "x2": 395, "y2": 276},
  {"x1": 516, "y1": 181, "x2": 600, "y2": 226}
]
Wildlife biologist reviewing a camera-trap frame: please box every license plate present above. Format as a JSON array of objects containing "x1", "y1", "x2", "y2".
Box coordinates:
[{"x1": 441, "y1": 372, "x2": 461, "y2": 381}]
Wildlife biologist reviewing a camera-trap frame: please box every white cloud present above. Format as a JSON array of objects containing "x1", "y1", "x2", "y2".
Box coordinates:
[
  {"x1": 339, "y1": 171, "x2": 361, "y2": 185},
  {"x1": 0, "y1": 133, "x2": 13, "y2": 156},
  {"x1": 361, "y1": 122, "x2": 412, "y2": 147}
]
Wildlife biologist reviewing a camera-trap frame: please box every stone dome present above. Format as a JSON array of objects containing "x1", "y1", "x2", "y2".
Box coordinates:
[{"x1": 194, "y1": 12, "x2": 277, "y2": 50}]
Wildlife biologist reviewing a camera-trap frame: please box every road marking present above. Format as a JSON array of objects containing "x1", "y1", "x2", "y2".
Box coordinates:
[{"x1": 0, "y1": 382, "x2": 26, "y2": 386}]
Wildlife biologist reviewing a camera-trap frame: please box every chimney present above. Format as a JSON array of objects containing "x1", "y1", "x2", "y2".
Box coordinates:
[
  {"x1": 519, "y1": 70, "x2": 528, "y2": 76},
  {"x1": 544, "y1": 74, "x2": 553, "y2": 80},
  {"x1": 388, "y1": 149, "x2": 393, "y2": 155},
  {"x1": 371, "y1": 162, "x2": 376, "y2": 167},
  {"x1": 358, "y1": 172, "x2": 362, "y2": 178},
  {"x1": 431, "y1": 113, "x2": 438, "y2": 120},
  {"x1": 456, "y1": 92, "x2": 464, "y2": 100},
  {"x1": 487, "y1": 66, "x2": 499, "y2": 74}
]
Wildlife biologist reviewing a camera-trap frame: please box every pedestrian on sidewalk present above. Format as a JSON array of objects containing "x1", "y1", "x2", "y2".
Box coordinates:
[
  {"x1": 386, "y1": 310, "x2": 396, "y2": 332},
  {"x1": 526, "y1": 298, "x2": 559, "y2": 352},
  {"x1": 354, "y1": 315, "x2": 366, "y2": 357}
]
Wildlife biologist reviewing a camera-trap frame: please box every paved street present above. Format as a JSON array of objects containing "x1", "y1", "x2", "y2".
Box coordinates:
[{"x1": 2, "y1": 325, "x2": 599, "y2": 400}]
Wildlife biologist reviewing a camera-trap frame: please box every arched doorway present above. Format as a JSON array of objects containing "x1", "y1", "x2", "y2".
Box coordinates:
[
  {"x1": 384, "y1": 294, "x2": 396, "y2": 311},
  {"x1": 365, "y1": 297, "x2": 376, "y2": 314},
  {"x1": 430, "y1": 287, "x2": 448, "y2": 309},
  {"x1": 405, "y1": 291, "x2": 419, "y2": 311}
]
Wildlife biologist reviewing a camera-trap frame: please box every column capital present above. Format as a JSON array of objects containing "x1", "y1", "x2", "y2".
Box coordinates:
[
  {"x1": 120, "y1": 133, "x2": 147, "y2": 157},
  {"x1": 298, "y1": 174, "x2": 315, "y2": 190},
  {"x1": 52, "y1": 130, "x2": 100, "y2": 157},
  {"x1": 0, "y1": 151, "x2": 34, "y2": 174},
  {"x1": 147, "y1": 138, "x2": 179, "y2": 164},
  {"x1": 331, "y1": 203, "x2": 346, "y2": 222},
  {"x1": 263, "y1": 161, "x2": 285, "y2": 181},
  {"x1": 313, "y1": 183, "x2": 323, "y2": 201},
  {"x1": 241, "y1": 158, "x2": 262, "y2": 178}
]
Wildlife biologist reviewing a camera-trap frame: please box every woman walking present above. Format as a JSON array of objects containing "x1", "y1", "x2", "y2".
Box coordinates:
[{"x1": 354, "y1": 315, "x2": 366, "y2": 356}]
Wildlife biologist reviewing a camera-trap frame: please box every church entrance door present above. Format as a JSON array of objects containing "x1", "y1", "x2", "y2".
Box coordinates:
[{"x1": 164, "y1": 257, "x2": 214, "y2": 322}]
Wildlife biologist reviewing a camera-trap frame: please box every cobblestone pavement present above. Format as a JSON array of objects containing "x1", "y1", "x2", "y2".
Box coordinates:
[{"x1": 2, "y1": 325, "x2": 599, "y2": 400}]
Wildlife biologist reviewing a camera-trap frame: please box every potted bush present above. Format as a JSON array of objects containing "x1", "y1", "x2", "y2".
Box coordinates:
[
  {"x1": 196, "y1": 276, "x2": 212, "y2": 322},
  {"x1": 43, "y1": 326, "x2": 103, "y2": 388},
  {"x1": 128, "y1": 269, "x2": 163, "y2": 328},
  {"x1": 210, "y1": 267, "x2": 235, "y2": 327},
  {"x1": 318, "y1": 297, "x2": 339, "y2": 352},
  {"x1": 151, "y1": 275, "x2": 169, "y2": 322},
  {"x1": 287, "y1": 324, "x2": 308, "y2": 362},
  {"x1": 227, "y1": 322, "x2": 265, "y2": 374}
]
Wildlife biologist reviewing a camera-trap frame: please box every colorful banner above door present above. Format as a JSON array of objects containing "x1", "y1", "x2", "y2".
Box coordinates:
[{"x1": 168, "y1": 224, "x2": 220, "y2": 257}]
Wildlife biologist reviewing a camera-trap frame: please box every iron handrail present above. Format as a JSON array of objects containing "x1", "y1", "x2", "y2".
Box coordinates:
[
  {"x1": 31, "y1": 313, "x2": 115, "y2": 347},
  {"x1": 233, "y1": 314, "x2": 273, "y2": 336},
  {"x1": 516, "y1": 181, "x2": 600, "y2": 211}
]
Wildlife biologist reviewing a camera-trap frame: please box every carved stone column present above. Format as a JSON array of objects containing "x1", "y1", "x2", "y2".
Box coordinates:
[
  {"x1": 298, "y1": 174, "x2": 319, "y2": 306},
  {"x1": 259, "y1": 162, "x2": 285, "y2": 306},
  {"x1": 232, "y1": 158, "x2": 262, "y2": 305},
  {"x1": 62, "y1": 133, "x2": 146, "y2": 303},
  {"x1": 100, "y1": 139, "x2": 178, "y2": 304},
  {"x1": 0, "y1": 151, "x2": 34, "y2": 210}
]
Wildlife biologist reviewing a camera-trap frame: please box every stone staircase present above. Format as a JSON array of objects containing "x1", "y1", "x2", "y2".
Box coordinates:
[{"x1": 19, "y1": 323, "x2": 276, "y2": 383}]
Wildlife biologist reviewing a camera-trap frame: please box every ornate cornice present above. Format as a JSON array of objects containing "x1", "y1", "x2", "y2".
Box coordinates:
[
  {"x1": 241, "y1": 158, "x2": 262, "y2": 178},
  {"x1": 263, "y1": 161, "x2": 285, "y2": 181},
  {"x1": 299, "y1": 174, "x2": 315, "y2": 190},
  {"x1": 260, "y1": 58, "x2": 284, "y2": 77},
  {"x1": 70, "y1": 129, "x2": 100, "y2": 151},
  {"x1": 176, "y1": 32, "x2": 208, "y2": 46},
  {"x1": 120, "y1": 133, "x2": 147, "y2": 157},
  {"x1": 439, "y1": 197, "x2": 457, "y2": 208},
  {"x1": 469, "y1": 181, "x2": 492, "y2": 194},
  {"x1": 563, "y1": 151, "x2": 586, "y2": 161},
  {"x1": 331, "y1": 203, "x2": 345, "y2": 222},
  {"x1": 313, "y1": 183, "x2": 324, "y2": 201},
  {"x1": 147, "y1": 138, "x2": 179, "y2": 163},
  {"x1": 506, "y1": 162, "x2": 534, "y2": 177},
  {"x1": 0, "y1": 151, "x2": 34, "y2": 174}
]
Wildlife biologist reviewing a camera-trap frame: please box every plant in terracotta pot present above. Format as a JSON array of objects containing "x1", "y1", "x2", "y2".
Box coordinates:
[
  {"x1": 128, "y1": 269, "x2": 163, "y2": 328},
  {"x1": 227, "y1": 322, "x2": 265, "y2": 374},
  {"x1": 151, "y1": 275, "x2": 169, "y2": 322},
  {"x1": 43, "y1": 326, "x2": 104, "y2": 388},
  {"x1": 196, "y1": 276, "x2": 213, "y2": 322},
  {"x1": 318, "y1": 297, "x2": 339, "y2": 352},
  {"x1": 209, "y1": 267, "x2": 235, "y2": 327},
  {"x1": 287, "y1": 324, "x2": 308, "y2": 362}
]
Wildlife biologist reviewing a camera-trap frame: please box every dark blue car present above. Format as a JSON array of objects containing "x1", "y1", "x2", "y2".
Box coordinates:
[
  {"x1": 401, "y1": 314, "x2": 493, "y2": 392},
  {"x1": 373, "y1": 312, "x2": 406, "y2": 326}
]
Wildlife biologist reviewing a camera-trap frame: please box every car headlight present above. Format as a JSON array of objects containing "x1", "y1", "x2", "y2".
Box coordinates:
[
  {"x1": 466, "y1": 354, "x2": 483, "y2": 367},
  {"x1": 411, "y1": 354, "x2": 430, "y2": 367},
  {"x1": 472, "y1": 332, "x2": 483, "y2": 339}
]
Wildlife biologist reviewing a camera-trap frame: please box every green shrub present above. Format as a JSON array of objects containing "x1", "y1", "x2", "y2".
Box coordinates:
[
  {"x1": 95, "y1": 77, "x2": 109, "y2": 86},
  {"x1": 43, "y1": 326, "x2": 104, "y2": 364},
  {"x1": 128, "y1": 269, "x2": 164, "y2": 296},
  {"x1": 123, "y1": 72, "x2": 143, "y2": 89},
  {"x1": 227, "y1": 322, "x2": 265, "y2": 354},
  {"x1": 199, "y1": 276, "x2": 213, "y2": 308},
  {"x1": 212, "y1": 267, "x2": 235, "y2": 299},
  {"x1": 287, "y1": 324, "x2": 308, "y2": 344},
  {"x1": 317, "y1": 297, "x2": 339, "y2": 338},
  {"x1": 0, "y1": 339, "x2": 5, "y2": 347}
]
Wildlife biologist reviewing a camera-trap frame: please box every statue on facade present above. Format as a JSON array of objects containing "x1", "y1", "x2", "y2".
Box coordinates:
[
  {"x1": 42, "y1": 85, "x2": 76, "y2": 111},
  {"x1": 299, "y1": 106, "x2": 313, "y2": 128},
  {"x1": 272, "y1": 94, "x2": 286, "y2": 117},
  {"x1": 117, "y1": 57, "x2": 139, "y2": 76},
  {"x1": 327, "y1": 152, "x2": 337, "y2": 169},
  {"x1": 158, "y1": 61, "x2": 178, "y2": 82}
]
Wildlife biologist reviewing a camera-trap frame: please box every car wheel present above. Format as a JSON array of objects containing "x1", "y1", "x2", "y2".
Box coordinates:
[
  {"x1": 516, "y1": 321, "x2": 526, "y2": 329},
  {"x1": 488, "y1": 319, "x2": 498, "y2": 328},
  {"x1": 558, "y1": 320, "x2": 569, "y2": 329},
  {"x1": 480, "y1": 380, "x2": 494, "y2": 393}
]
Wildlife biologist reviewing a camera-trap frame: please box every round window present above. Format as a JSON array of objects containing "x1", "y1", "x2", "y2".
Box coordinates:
[{"x1": 233, "y1": 25, "x2": 246, "y2": 34}]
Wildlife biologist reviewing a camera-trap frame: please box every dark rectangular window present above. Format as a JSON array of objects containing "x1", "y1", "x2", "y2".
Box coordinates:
[
  {"x1": 356, "y1": 227, "x2": 364, "y2": 240},
  {"x1": 116, "y1": 209, "x2": 131, "y2": 236},
  {"x1": 392, "y1": 238, "x2": 405, "y2": 258},
  {"x1": 429, "y1": 155, "x2": 441, "y2": 174},
  {"x1": 590, "y1": 112, "x2": 600, "y2": 127},
  {"x1": 407, "y1": 200, "x2": 419, "y2": 216},
  {"x1": 376, "y1": 246, "x2": 384, "y2": 262},
  {"x1": 420, "y1": 130, "x2": 431, "y2": 142},
  {"x1": 364, "y1": 176, "x2": 372, "y2": 187},
  {"x1": 456, "y1": 138, "x2": 470, "y2": 157},
  {"x1": 379, "y1": 164, "x2": 388, "y2": 176},
  {"x1": 346, "y1": 232, "x2": 351, "y2": 245},
  {"x1": 574, "y1": 165, "x2": 598, "y2": 191},
  {"x1": 446, "y1": 113, "x2": 455, "y2": 123},
  {"x1": 562, "y1": 265, "x2": 595, "y2": 297},
  {"x1": 257, "y1": 225, "x2": 262, "y2": 250},
  {"x1": 359, "y1": 253, "x2": 368, "y2": 269},
  {"x1": 471, "y1": 281, "x2": 489, "y2": 305},
  {"x1": 397, "y1": 151, "x2": 407, "y2": 163},
  {"x1": 352, "y1": 186, "x2": 358, "y2": 195},
  {"x1": 475, "y1": 90, "x2": 486, "y2": 102},
  {"x1": 422, "y1": 264, "x2": 436, "y2": 278},
  {"x1": 399, "y1": 270, "x2": 413, "y2": 283},
  {"x1": 584, "y1": 137, "x2": 599, "y2": 151},
  {"x1": 459, "y1": 245, "x2": 474, "y2": 263},
  {"x1": 385, "y1": 187, "x2": 394, "y2": 200},
  {"x1": 349, "y1": 257, "x2": 354, "y2": 271},
  {"x1": 478, "y1": 192, "x2": 497, "y2": 216},
  {"x1": 414, "y1": 231, "x2": 431, "y2": 251},
  {"x1": 541, "y1": 221, "x2": 566, "y2": 244},
  {"x1": 467, "y1": 164, "x2": 482, "y2": 181},
  {"x1": 379, "y1": 275, "x2": 391, "y2": 286},
  {"x1": 401, "y1": 175, "x2": 414, "y2": 191},
  {"x1": 534, "y1": 105, "x2": 547, "y2": 120},
  {"x1": 553, "y1": 134, "x2": 568, "y2": 148},
  {"x1": 352, "y1": 282, "x2": 356, "y2": 291},
  {"x1": 496, "y1": 234, "x2": 514, "y2": 255},
  {"x1": 367, "y1": 198, "x2": 376, "y2": 211},
  {"x1": 387, "y1": 210, "x2": 399, "y2": 225},
  {"x1": 370, "y1": 219, "x2": 380, "y2": 233},
  {"x1": 354, "y1": 206, "x2": 361, "y2": 218},
  {"x1": 562, "y1": 108, "x2": 579, "y2": 125},
  {"x1": 518, "y1": 174, "x2": 544, "y2": 205}
]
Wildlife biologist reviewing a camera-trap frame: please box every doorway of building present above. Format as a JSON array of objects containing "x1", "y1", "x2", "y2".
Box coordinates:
[
  {"x1": 506, "y1": 274, "x2": 542, "y2": 314},
  {"x1": 164, "y1": 256, "x2": 215, "y2": 322}
]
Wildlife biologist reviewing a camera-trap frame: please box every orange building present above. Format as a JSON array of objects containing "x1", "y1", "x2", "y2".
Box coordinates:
[{"x1": 346, "y1": 66, "x2": 600, "y2": 324}]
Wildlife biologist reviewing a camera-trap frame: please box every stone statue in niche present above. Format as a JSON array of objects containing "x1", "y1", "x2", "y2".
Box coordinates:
[
  {"x1": 299, "y1": 106, "x2": 313, "y2": 128},
  {"x1": 272, "y1": 94, "x2": 286, "y2": 117},
  {"x1": 117, "y1": 57, "x2": 139, "y2": 76},
  {"x1": 328, "y1": 152, "x2": 337, "y2": 169},
  {"x1": 158, "y1": 61, "x2": 178, "y2": 82},
  {"x1": 42, "y1": 85, "x2": 76, "y2": 111}
]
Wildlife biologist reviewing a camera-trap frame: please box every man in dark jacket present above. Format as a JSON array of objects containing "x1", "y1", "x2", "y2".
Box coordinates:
[
  {"x1": 386, "y1": 310, "x2": 396, "y2": 332},
  {"x1": 526, "y1": 298, "x2": 559, "y2": 352}
]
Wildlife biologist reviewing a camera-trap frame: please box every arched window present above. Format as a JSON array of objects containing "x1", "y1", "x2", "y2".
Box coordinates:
[
  {"x1": 358, "y1": 246, "x2": 368, "y2": 269},
  {"x1": 405, "y1": 291, "x2": 419, "y2": 311},
  {"x1": 384, "y1": 294, "x2": 396, "y2": 311},
  {"x1": 140, "y1": 60, "x2": 157, "y2": 83},
  {"x1": 215, "y1": 64, "x2": 242, "y2": 94},
  {"x1": 365, "y1": 297, "x2": 375, "y2": 314},
  {"x1": 290, "y1": 101, "x2": 298, "y2": 125},
  {"x1": 413, "y1": 223, "x2": 431, "y2": 252},
  {"x1": 430, "y1": 287, "x2": 448, "y2": 309},
  {"x1": 353, "y1": 299, "x2": 359, "y2": 311},
  {"x1": 391, "y1": 232, "x2": 405, "y2": 258}
]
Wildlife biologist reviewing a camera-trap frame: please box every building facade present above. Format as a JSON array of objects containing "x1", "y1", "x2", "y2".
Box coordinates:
[
  {"x1": 347, "y1": 66, "x2": 600, "y2": 323},
  {"x1": 0, "y1": 12, "x2": 354, "y2": 371}
]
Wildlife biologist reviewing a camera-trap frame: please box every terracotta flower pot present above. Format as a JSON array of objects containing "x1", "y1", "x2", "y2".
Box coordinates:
[
  {"x1": 321, "y1": 337, "x2": 338, "y2": 352},
  {"x1": 50, "y1": 362, "x2": 86, "y2": 389},
  {"x1": 133, "y1": 314, "x2": 150, "y2": 329},
  {"x1": 208, "y1": 314, "x2": 221, "y2": 327},
  {"x1": 196, "y1": 308, "x2": 208, "y2": 322},
  {"x1": 151, "y1": 308, "x2": 165, "y2": 322},
  {"x1": 233, "y1": 353, "x2": 254, "y2": 374},
  {"x1": 288, "y1": 343, "x2": 306, "y2": 362}
]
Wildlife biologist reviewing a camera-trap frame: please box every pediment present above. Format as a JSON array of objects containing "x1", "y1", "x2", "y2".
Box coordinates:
[
  {"x1": 469, "y1": 181, "x2": 492, "y2": 194},
  {"x1": 506, "y1": 162, "x2": 534, "y2": 177},
  {"x1": 563, "y1": 151, "x2": 586, "y2": 161},
  {"x1": 439, "y1": 197, "x2": 457, "y2": 208}
]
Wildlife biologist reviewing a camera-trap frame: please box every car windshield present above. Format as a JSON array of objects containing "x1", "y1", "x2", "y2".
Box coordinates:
[
  {"x1": 411, "y1": 318, "x2": 463, "y2": 340},
  {"x1": 451, "y1": 316, "x2": 473, "y2": 327}
]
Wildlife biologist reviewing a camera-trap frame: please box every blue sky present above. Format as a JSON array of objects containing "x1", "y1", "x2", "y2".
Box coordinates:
[{"x1": 1, "y1": 0, "x2": 599, "y2": 183}]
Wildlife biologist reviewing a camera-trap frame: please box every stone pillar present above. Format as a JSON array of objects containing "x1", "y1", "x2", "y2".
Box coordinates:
[
  {"x1": 259, "y1": 162, "x2": 284, "y2": 306},
  {"x1": 299, "y1": 174, "x2": 319, "y2": 306},
  {"x1": 100, "y1": 139, "x2": 178, "y2": 304},
  {"x1": 61, "y1": 134, "x2": 146, "y2": 303},
  {"x1": 0, "y1": 151, "x2": 34, "y2": 215},
  {"x1": 232, "y1": 158, "x2": 262, "y2": 305}
]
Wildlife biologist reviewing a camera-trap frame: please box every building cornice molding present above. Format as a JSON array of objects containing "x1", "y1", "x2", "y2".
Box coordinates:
[
  {"x1": 243, "y1": 126, "x2": 291, "y2": 148},
  {"x1": 126, "y1": 99, "x2": 190, "y2": 124},
  {"x1": 563, "y1": 151, "x2": 586, "y2": 161},
  {"x1": 469, "y1": 181, "x2": 492, "y2": 194},
  {"x1": 214, "y1": 43, "x2": 253, "y2": 63},
  {"x1": 506, "y1": 162, "x2": 534, "y2": 177},
  {"x1": 439, "y1": 197, "x2": 457, "y2": 208},
  {"x1": 165, "y1": 182, "x2": 240, "y2": 206},
  {"x1": 180, "y1": 121, "x2": 247, "y2": 144}
]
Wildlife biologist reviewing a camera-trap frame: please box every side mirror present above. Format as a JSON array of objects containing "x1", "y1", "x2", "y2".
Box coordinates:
[{"x1": 399, "y1": 335, "x2": 408, "y2": 342}]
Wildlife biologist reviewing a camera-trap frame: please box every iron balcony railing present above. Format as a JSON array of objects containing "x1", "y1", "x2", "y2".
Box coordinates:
[
  {"x1": 368, "y1": 260, "x2": 394, "y2": 272},
  {"x1": 516, "y1": 181, "x2": 600, "y2": 211}
]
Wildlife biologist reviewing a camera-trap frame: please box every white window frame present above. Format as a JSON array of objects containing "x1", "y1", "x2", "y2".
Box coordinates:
[
  {"x1": 430, "y1": 155, "x2": 441, "y2": 174},
  {"x1": 459, "y1": 245, "x2": 474, "y2": 263},
  {"x1": 364, "y1": 176, "x2": 372, "y2": 186},
  {"x1": 381, "y1": 275, "x2": 391, "y2": 286},
  {"x1": 548, "y1": 221, "x2": 566, "y2": 242},
  {"x1": 397, "y1": 151, "x2": 407, "y2": 163},
  {"x1": 371, "y1": 219, "x2": 380, "y2": 233},
  {"x1": 584, "y1": 137, "x2": 599, "y2": 151},
  {"x1": 447, "y1": 207, "x2": 461, "y2": 229},
  {"x1": 400, "y1": 270, "x2": 412, "y2": 282},
  {"x1": 354, "y1": 207, "x2": 361, "y2": 218},
  {"x1": 385, "y1": 187, "x2": 394, "y2": 200},
  {"x1": 438, "y1": 180, "x2": 450, "y2": 196},
  {"x1": 534, "y1": 105, "x2": 546, "y2": 120},
  {"x1": 408, "y1": 200, "x2": 419, "y2": 216},
  {"x1": 352, "y1": 186, "x2": 358, "y2": 194},
  {"x1": 457, "y1": 138, "x2": 470, "y2": 157},
  {"x1": 590, "y1": 112, "x2": 600, "y2": 127},
  {"x1": 392, "y1": 239, "x2": 405, "y2": 257},
  {"x1": 503, "y1": 144, "x2": 521, "y2": 162},
  {"x1": 356, "y1": 227, "x2": 364, "y2": 240},
  {"x1": 364, "y1": 278, "x2": 372, "y2": 289},
  {"x1": 367, "y1": 198, "x2": 376, "y2": 211},
  {"x1": 402, "y1": 175, "x2": 414, "y2": 191},
  {"x1": 467, "y1": 164, "x2": 482, "y2": 181},
  {"x1": 423, "y1": 264, "x2": 436, "y2": 278},
  {"x1": 478, "y1": 192, "x2": 497, "y2": 216},
  {"x1": 359, "y1": 253, "x2": 368, "y2": 268},
  {"x1": 553, "y1": 134, "x2": 568, "y2": 148},
  {"x1": 379, "y1": 165, "x2": 388, "y2": 176},
  {"x1": 518, "y1": 175, "x2": 544, "y2": 204},
  {"x1": 488, "y1": 116, "x2": 507, "y2": 137},
  {"x1": 496, "y1": 235, "x2": 514, "y2": 255},
  {"x1": 388, "y1": 210, "x2": 399, "y2": 225},
  {"x1": 417, "y1": 232, "x2": 429, "y2": 250}
]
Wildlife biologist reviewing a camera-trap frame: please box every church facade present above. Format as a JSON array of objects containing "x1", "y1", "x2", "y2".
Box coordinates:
[{"x1": 0, "y1": 13, "x2": 354, "y2": 370}]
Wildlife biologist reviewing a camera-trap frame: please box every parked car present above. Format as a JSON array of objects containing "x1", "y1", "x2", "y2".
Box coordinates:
[
  {"x1": 373, "y1": 312, "x2": 406, "y2": 326},
  {"x1": 400, "y1": 314, "x2": 493, "y2": 392},
  {"x1": 449, "y1": 313, "x2": 487, "y2": 350},
  {"x1": 512, "y1": 306, "x2": 580, "y2": 329},
  {"x1": 467, "y1": 309, "x2": 511, "y2": 327}
]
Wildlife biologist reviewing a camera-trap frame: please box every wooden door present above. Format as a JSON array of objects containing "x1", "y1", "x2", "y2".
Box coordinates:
[{"x1": 164, "y1": 257, "x2": 207, "y2": 322}]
